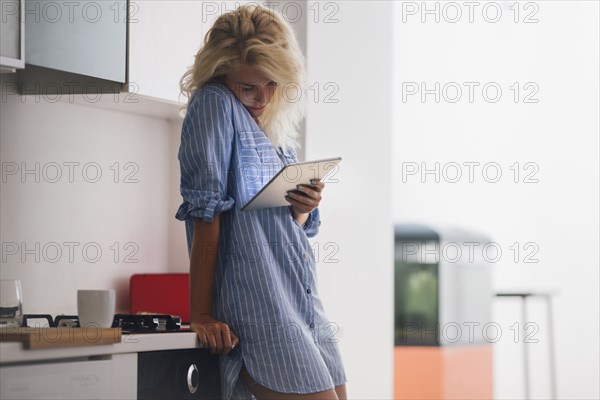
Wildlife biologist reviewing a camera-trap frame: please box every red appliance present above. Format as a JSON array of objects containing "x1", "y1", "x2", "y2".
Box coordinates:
[{"x1": 130, "y1": 274, "x2": 190, "y2": 323}]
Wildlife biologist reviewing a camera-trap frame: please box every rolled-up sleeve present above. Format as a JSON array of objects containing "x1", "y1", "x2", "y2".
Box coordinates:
[{"x1": 175, "y1": 91, "x2": 235, "y2": 224}]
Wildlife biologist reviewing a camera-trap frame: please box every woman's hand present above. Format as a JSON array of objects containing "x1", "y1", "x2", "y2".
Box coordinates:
[
  {"x1": 191, "y1": 314, "x2": 240, "y2": 357},
  {"x1": 285, "y1": 179, "x2": 325, "y2": 216}
]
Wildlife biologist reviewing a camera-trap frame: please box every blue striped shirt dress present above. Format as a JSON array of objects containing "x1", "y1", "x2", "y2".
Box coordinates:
[{"x1": 175, "y1": 81, "x2": 347, "y2": 399}]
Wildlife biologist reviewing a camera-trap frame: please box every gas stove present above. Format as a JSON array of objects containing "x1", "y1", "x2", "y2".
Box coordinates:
[{"x1": 21, "y1": 313, "x2": 183, "y2": 334}]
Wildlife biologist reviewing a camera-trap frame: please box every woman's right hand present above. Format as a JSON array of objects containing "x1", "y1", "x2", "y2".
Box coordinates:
[{"x1": 191, "y1": 314, "x2": 240, "y2": 356}]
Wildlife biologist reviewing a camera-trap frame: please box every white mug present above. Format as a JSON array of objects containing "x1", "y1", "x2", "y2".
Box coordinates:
[{"x1": 77, "y1": 290, "x2": 116, "y2": 328}]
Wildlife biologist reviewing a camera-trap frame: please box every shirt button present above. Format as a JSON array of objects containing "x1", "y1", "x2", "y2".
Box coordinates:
[
  {"x1": 306, "y1": 288, "x2": 311, "y2": 294},
  {"x1": 309, "y1": 323, "x2": 315, "y2": 329}
]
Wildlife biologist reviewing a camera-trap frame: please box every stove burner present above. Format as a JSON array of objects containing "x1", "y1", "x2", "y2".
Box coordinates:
[
  {"x1": 113, "y1": 314, "x2": 182, "y2": 333},
  {"x1": 21, "y1": 314, "x2": 182, "y2": 333}
]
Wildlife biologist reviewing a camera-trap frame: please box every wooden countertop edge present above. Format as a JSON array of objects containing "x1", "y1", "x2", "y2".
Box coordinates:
[
  {"x1": 1, "y1": 327, "x2": 122, "y2": 350},
  {"x1": 0, "y1": 331, "x2": 202, "y2": 364}
]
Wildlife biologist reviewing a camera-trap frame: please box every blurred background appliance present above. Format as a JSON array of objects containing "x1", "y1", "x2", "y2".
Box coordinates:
[{"x1": 394, "y1": 224, "x2": 493, "y2": 399}]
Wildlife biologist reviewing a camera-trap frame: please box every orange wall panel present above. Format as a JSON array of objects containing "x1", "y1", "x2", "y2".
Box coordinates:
[{"x1": 394, "y1": 346, "x2": 493, "y2": 400}]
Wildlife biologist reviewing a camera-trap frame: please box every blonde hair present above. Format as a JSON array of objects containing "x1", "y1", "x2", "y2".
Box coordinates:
[{"x1": 179, "y1": 4, "x2": 306, "y2": 152}]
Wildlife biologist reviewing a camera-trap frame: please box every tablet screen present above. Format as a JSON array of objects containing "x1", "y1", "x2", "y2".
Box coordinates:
[{"x1": 241, "y1": 157, "x2": 342, "y2": 211}]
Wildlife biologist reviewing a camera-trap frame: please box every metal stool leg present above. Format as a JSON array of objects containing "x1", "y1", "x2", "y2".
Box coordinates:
[
  {"x1": 546, "y1": 294, "x2": 557, "y2": 399},
  {"x1": 522, "y1": 295, "x2": 530, "y2": 400},
  {"x1": 496, "y1": 292, "x2": 558, "y2": 400}
]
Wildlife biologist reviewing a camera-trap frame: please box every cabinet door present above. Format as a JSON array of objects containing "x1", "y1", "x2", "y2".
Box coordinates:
[
  {"x1": 128, "y1": 1, "x2": 207, "y2": 103},
  {"x1": 0, "y1": 0, "x2": 25, "y2": 70},
  {"x1": 128, "y1": 0, "x2": 258, "y2": 103},
  {"x1": 24, "y1": 0, "x2": 127, "y2": 82},
  {"x1": 138, "y1": 349, "x2": 220, "y2": 399}
]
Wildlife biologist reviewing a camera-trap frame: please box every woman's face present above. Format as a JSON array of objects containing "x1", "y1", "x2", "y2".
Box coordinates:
[{"x1": 223, "y1": 64, "x2": 277, "y2": 119}]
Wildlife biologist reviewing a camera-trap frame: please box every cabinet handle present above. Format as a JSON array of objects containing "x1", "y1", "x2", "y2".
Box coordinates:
[{"x1": 187, "y1": 363, "x2": 199, "y2": 394}]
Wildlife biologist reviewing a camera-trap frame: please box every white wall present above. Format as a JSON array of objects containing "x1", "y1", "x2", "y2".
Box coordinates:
[
  {"x1": 306, "y1": 1, "x2": 394, "y2": 398},
  {"x1": 0, "y1": 88, "x2": 177, "y2": 315},
  {"x1": 392, "y1": 1, "x2": 599, "y2": 399}
]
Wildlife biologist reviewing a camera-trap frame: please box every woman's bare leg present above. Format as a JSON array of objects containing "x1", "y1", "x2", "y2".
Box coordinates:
[
  {"x1": 334, "y1": 384, "x2": 347, "y2": 400},
  {"x1": 239, "y1": 362, "x2": 339, "y2": 400}
]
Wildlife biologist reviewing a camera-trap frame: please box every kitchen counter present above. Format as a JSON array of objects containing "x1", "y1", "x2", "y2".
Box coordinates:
[
  {"x1": 0, "y1": 330, "x2": 223, "y2": 400},
  {"x1": 0, "y1": 331, "x2": 201, "y2": 364}
]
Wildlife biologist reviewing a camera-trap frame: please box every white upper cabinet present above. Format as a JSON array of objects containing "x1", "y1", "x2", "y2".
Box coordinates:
[
  {"x1": 128, "y1": 1, "x2": 208, "y2": 104},
  {"x1": 15, "y1": 1, "x2": 262, "y2": 103},
  {"x1": 0, "y1": 0, "x2": 25, "y2": 72},
  {"x1": 128, "y1": 1, "x2": 260, "y2": 104},
  {"x1": 25, "y1": 0, "x2": 127, "y2": 82}
]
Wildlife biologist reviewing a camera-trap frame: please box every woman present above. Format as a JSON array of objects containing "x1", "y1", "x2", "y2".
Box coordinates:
[{"x1": 176, "y1": 4, "x2": 347, "y2": 399}]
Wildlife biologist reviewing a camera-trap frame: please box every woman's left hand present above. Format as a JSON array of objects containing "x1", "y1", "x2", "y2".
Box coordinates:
[{"x1": 285, "y1": 179, "x2": 325, "y2": 215}]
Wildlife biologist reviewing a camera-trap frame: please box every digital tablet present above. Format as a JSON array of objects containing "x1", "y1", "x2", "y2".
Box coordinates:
[{"x1": 241, "y1": 157, "x2": 342, "y2": 211}]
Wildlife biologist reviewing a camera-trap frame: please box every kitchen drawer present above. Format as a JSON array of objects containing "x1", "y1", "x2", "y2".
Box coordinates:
[
  {"x1": 0, "y1": 358, "x2": 112, "y2": 399},
  {"x1": 138, "y1": 348, "x2": 220, "y2": 399}
]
